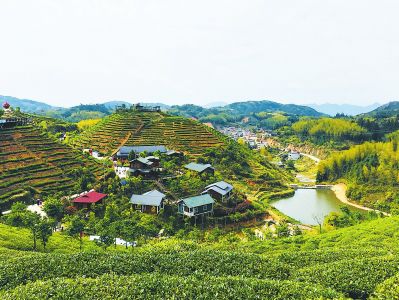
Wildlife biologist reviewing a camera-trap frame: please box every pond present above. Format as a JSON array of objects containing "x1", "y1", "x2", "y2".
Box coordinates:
[{"x1": 271, "y1": 188, "x2": 362, "y2": 225}]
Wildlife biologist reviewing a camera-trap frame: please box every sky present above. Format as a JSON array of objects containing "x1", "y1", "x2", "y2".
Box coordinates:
[{"x1": 1, "y1": 0, "x2": 399, "y2": 107}]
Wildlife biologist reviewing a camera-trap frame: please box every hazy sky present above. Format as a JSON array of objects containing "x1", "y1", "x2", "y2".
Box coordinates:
[{"x1": 1, "y1": 0, "x2": 398, "y2": 107}]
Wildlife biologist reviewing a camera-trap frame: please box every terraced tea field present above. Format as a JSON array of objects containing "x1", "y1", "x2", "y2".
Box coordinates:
[
  {"x1": 126, "y1": 116, "x2": 224, "y2": 155},
  {"x1": 0, "y1": 125, "x2": 102, "y2": 210},
  {"x1": 68, "y1": 112, "x2": 159, "y2": 155},
  {"x1": 70, "y1": 112, "x2": 224, "y2": 156}
]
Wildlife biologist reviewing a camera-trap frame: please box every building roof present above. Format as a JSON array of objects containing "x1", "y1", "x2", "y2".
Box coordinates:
[
  {"x1": 205, "y1": 181, "x2": 233, "y2": 191},
  {"x1": 128, "y1": 168, "x2": 152, "y2": 174},
  {"x1": 180, "y1": 194, "x2": 215, "y2": 208},
  {"x1": 146, "y1": 156, "x2": 159, "y2": 160},
  {"x1": 143, "y1": 189, "x2": 166, "y2": 198},
  {"x1": 184, "y1": 162, "x2": 214, "y2": 173},
  {"x1": 130, "y1": 189, "x2": 166, "y2": 206},
  {"x1": 117, "y1": 145, "x2": 167, "y2": 156},
  {"x1": 166, "y1": 150, "x2": 181, "y2": 156},
  {"x1": 130, "y1": 157, "x2": 153, "y2": 166},
  {"x1": 204, "y1": 181, "x2": 233, "y2": 196},
  {"x1": 72, "y1": 191, "x2": 107, "y2": 204}
]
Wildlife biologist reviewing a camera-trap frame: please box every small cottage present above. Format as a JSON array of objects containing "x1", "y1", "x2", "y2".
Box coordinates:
[
  {"x1": 145, "y1": 156, "x2": 160, "y2": 167},
  {"x1": 129, "y1": 157, "x2": 153, "y2": 170},
  {"x1": 128, "y1": 156, "x2": 160, "y2": 178},
  {"x1": 288, "y1": 151, "x2": 300, "y2": 160},
  {"x1": 72, "y1": 191, "x2": 107, "y2": 209},
  {"x1": 184, "y1": 163, "x2": 214, "y2": 175},
  {"x1": 130, "y1": 190, "x2": 166, "y2": 214},
  {"x1": 178, "y1": 194, "x2": 214, "y2": 217},
  {"x1": 202, "y1": 181, "x2": 233, "y2": 201}
]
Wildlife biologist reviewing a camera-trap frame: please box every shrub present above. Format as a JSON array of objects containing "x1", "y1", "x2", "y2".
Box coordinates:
[{"x1": 0, "y1": 274, "x2": 345, "y2": 300}]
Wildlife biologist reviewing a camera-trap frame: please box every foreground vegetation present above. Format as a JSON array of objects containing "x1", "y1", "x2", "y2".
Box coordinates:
[{"x1": 1, "y1": 215, "x2": 399, "y2": 299}]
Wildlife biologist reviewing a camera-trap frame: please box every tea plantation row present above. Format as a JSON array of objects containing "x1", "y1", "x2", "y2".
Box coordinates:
[{"x1": 0, "y1": 247, "x2": 397, "y2": 298}]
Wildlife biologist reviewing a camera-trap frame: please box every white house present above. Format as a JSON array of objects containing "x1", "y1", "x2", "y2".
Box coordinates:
[{"x1": 288, "y1": 151, "x2": 301, "y2": 160}]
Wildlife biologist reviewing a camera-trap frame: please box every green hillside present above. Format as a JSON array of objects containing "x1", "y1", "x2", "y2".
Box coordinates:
[
  {"x1": 317, "y1": 137, "x2": 399, "y2": 213},
  {"x1": 68, "y1": 111, "x2": 146, "y2": 155},
  {"x1": 0, "y1": 216, "x2": 399, "y2": 299},
  {"x1": 69, "y1": 110, "x2": 225, "y2": 156},
  {"x1": 126, "y1": 115, "x2": 224, "y2": 155},
  {"x1": 364, "y1": 101, "x2": 399, "y2": 117},
  {"x1": 0, "y1": 124, "x2": 103, "y2": 210}
]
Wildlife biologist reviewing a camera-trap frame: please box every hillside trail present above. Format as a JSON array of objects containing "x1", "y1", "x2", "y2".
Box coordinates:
[
  {"x1": 110, "y1": 117, "x2": 146, "y2": 157},
  {"x1": 299, "y1": 152, "x2": 320, "y2": 163}
]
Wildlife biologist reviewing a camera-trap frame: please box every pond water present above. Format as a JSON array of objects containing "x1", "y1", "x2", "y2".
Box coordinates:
[{"x1": 271, "y1": 189, "x2": 362, "y2": 225}]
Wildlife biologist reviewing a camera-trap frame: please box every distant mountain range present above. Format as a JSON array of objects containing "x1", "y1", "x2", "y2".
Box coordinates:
[
  {"x1": 0, "y1": 94, "x2": 391, "y2": 120},
  {"x1": 0, "y1": 95, "x2": 60, "y2": 113},
  {"x1": 225, "y1": 100, "x2": 323, "y2": 117},
  {"x1": 309, "y1": 103, "x2": 381, "y2": 116}
]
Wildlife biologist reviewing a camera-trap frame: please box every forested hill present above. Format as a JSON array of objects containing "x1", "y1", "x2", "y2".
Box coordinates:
[
  {"x1": 0, "y1": 96, "x2": 58, "y2": 114},
  {"x1": 317, "y1": 134, "x2": 399, "y2": 213},
  {"x1": 363, "y1": 101, "x2": 399, "y2": 117},
  {"x1": 225, "y1": 100, "x2": 324, "y2": 117},
  {"x1": 169, "y1": 100, "x2": 323, "y2": 119}
]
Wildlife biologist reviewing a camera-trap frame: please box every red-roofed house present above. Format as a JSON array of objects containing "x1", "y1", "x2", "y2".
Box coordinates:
[{"x1": 72, "y1": 191, "x2": 107, "y2": 209}]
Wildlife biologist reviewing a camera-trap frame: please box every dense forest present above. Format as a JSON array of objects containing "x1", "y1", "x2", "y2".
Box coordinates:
[
  {"x1": 291, "y1": 118, "x2": 367, "y2": 143},
  {"x1": 317, "y1": 134, "x2": 399, "y2": 213}
]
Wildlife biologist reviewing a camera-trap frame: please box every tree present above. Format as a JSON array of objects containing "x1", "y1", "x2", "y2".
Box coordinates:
[
  {"x1": 313, "y1": 214, "x2": 324, "y2": 233},
  {"x1": 95, "y1": 228, "x2": 115, "y2": 250},
  {"x1": 128, "y1": 150, "x2": 136, "y2": 161},
  {"x1": 4, "y1": 202, "x2": 28, "y2": 227},
  {"x1": 2, "y1": 204, "x2": 42, "y2": 251},
  {"x1": 23, "y1": 212, "x2": 41, "y2": 251},
  {"x1": 120, "y1": 220, "x2": 140, "y2": 251},
  {"x1": 43, "y1": 197, "x2": 64, "y2": 222},
  {"x1": 37, "y1": 218, "x2": 53, "y2": 251},
  {"x1": 66, "y1": 215, "x2": 86, "y2": 251}
]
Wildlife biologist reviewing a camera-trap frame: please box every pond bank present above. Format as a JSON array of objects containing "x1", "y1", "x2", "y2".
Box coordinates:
[{"x1": 331, "y1": 183, "x2": 391, "y2": 216}]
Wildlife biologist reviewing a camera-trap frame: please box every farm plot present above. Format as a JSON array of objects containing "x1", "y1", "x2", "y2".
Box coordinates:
[
  {"x1": 69, "y1": 112, "x2": 152, "y2": 155},
  {"x1": 0, "y1": 125, "x2": 101, "y2": 210},
  {"x1": 126, "y1": 116, "x2": 224, "y2": 155}
]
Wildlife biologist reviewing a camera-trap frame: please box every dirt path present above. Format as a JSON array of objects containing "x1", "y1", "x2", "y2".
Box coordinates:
[
  {"x1": 331, "y1": 183, "x2": 390, "y2": 216},
  {"x1": 300, "y1": 152, "x2": 320, "y2": 163}
]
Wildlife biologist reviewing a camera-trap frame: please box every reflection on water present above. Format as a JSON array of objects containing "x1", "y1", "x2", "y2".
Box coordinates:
[{"x1": 271, "y1": 189, "x2": 360, "y2": 225}]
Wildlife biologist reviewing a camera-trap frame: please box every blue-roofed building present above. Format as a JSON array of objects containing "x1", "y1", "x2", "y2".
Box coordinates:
[
  {"x1": 178, "y1": 194, "x2": 214, "y2": 217},
  {"x1": 184, "y1": 162, "x2": 214, "y2": 175},
  {"x1": 202, "y1": 181, "x2": 233, "y2": 201},
  {"x1": 130, "y1": 189, "x2": 166, "y2": 214},
  {"x1": 117, "y1": 145, "x2": 167, "y2": 159}
]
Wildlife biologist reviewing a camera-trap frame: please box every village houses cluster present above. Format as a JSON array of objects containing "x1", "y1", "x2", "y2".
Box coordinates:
[
  {"x1": 72, "y1": 142, "x2": 234, "y2": 220},
  {"x1": 219, "y1": 126, "x2": 270, "y2": 149}
]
